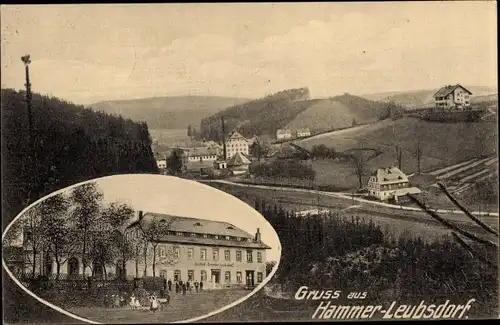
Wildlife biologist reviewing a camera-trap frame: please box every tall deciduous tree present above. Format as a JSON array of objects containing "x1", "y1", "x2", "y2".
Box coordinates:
[
  {"x1": 166, "y1": 149, "x2": 184, "y2": 175},
  {"x1": 20, "y1": 208, "x2": 45, "y2": 277},
  {"x1": 39, "y1": 193, "x2": 75, "y2": 279},
  {"x1": 138, "y1": 218, "x2": 174, "y2": 277},
  {"x1": 70, "y1": 182, "x2": 103, "y2": 276},
  {"x1": 351, "y1": 151, "x2": 368, "y2": 189}
]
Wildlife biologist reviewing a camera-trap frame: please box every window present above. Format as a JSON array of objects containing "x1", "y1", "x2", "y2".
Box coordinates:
[
  {"x1": 236, "y1": 271, "x2": 242, "y2": 283},
  {"x1": 200, "y1": 249, "x2": 207, "y2": 260},
  {"x1": 174, "y1": 270, "x2": 181, "y2": 281},
  {"x1": 203, "y1": 234, "x2": 208, "y2": 238},
  {"x1": 224, "y1": 250, "x2": 231, "y2": 261},
  {"x1": 174, "y1": 247, "x2": 180, "y2": 259},
  {"x1": 225, "y1": 236, "x2": 230, "y2": 240},
  {"x1": 225, "y1": 271, "x2": 231, "y2": 283},
  {"x1": 160, "y1": 247, "x2": 166, "y2": 257},
  {"x1": 188, "y1": 270, "x2": 194, "y2": 281},
  {"x1": 236, "y1": 250, "x2": 242, "y2": 262},
  {"x1": 257, "y1": 252, "x2": 262, "y2": 263},
  {"x1": 246, "y1": 250, "x2": 253, "y2": 263},
  {"x1": 257, "y1": 272, "x2": 263, "y2": 283},
  {"x1": 213, "y1": 249, "x2": 219, "y2": 261},
  {"x1": 214, "y1": 235, "x2": 219, "y2": 239},
  {"x1": 191, "y1": 233, "x2": 196, "y2": 237},
  {"x1": 201, "y1": 270, "x2": 207, "y2": 282},
  {"x1": 188, "y1": 248, "x2": 194, "y2": 260},
  {"x1": 176, "y1": 232, "x2": 183, "y2": 236}
]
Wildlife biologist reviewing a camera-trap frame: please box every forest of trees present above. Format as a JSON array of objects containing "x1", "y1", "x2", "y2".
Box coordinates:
[
  {"x1": 249, "y1": 160, "x2": 316, "y2": 181},
  {"x1": 200, "y1": 87, "x2": 312, "y2": 141},
  {"x1": 249, "y1": 199, "x2": 498, "y2": 318},
  {"x1": 2, "y1": 89, "x2": 158, "y2": 229}
]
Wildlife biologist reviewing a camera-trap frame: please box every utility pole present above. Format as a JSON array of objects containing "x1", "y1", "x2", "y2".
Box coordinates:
[{"x1": 22, "y1": 54, "x2": 34, "y2": 150}]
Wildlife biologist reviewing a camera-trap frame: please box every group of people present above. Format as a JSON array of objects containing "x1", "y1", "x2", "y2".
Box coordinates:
[
  {"x1": 128, "y1": 289, "x2": 170, "y2": 313},
  {"x1": 164, "y1": 278, "x2": 204, "y2": 295}
]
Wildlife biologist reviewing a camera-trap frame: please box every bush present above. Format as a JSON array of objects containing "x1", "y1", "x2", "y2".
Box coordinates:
[{"x1": 142, "y1": 276, "x2": 166, "y2": 292}]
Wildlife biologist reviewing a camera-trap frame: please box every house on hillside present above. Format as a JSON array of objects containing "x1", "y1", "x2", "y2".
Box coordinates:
[
  {"x1": 227, "y1": 152, "x2": 252, "y2": 175},
  {"x1": 203, "y1": 140, "x2": 223, "y2": 156},
  {"x1": 225, "y1": 131, "x2": 249, "y2": 160},
  {"x1": 156, "y1": 159, "x2": 167, "y2": 169},
  {"x1": 276, "y1": 129, "x2": 292, "y2": 140},
  {"x1": 296, "y1": 128, "x2": 311, "y2": 138},
  {"x1": 183, "y1": 147, "x2": 219, "y2": 175},
  {"x1": 367, "y1": 166, "x2": 421, "y2": 203},
  {"x1": 433, "y1": 84, "x2": 473, "y2": 110}
]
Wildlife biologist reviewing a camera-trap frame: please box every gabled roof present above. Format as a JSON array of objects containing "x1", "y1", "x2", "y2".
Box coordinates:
[
  {"x1": 227, "y1": 152, "x2": 251, "y2": 166},
  {"x1": 434, "y1": 84, "x2": 473, "y2": 98},
  {"x1": 126, "y1": 212, "x2": 271, "y2": 249},
  {"x1": 185, "y1": 147, "x2": 218, "y2": 157},
  {"x1": 277, "y1": 129, "x2": 292, "y2": 135},
  {"x1": 372, "y1": 166, "x2": 409, "y2": 184},
  {"x1": 227, "y1": 131, "x2": 247, "y2": 142}
]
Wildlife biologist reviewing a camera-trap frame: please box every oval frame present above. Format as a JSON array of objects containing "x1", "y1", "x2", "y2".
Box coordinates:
[{"x1": 2, "y1": 174, "x2": 282, "y2": 324}]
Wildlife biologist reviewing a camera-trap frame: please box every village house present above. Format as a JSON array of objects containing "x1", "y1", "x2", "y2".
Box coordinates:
[
  {"x1": 202, "y1": 140, "x2": 223, "y2": 156},
  {"x1": 296, "y1": 128, "x2": 311, "y2": 138},
  {"x1": 156, "y1": 159, "x2": 167, "y2": 169},
  {"x1": 225, "y1": 131, "x2": 249, "y2": 161},
  {"x1": 433, "y1": 84, "x2": 473, "y2": 110},
  {"x1": 276, "y1": 129, "x2": 292, "y2": 140},
  {"x1": 367, "y1": 166, "x2": 421, "y2": 203},
  {"x1": 125, "y1": 211, "x2": 270, "y2": 289},
  {"x1": 227, "y1": 152, "x2": 252, "y2": 175}
]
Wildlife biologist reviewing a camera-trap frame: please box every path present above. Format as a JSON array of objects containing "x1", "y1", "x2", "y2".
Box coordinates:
[{"x1": 201, "y1": 179, "x2": 499, "y2": 217}]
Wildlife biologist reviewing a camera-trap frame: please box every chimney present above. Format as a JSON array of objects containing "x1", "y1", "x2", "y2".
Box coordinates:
[
  {"x1": 221, "y1": 116, "x2": 227, "y2": 160},
  {"x1": 255, "y1": 228, "x2": 261, "y2": 242}
]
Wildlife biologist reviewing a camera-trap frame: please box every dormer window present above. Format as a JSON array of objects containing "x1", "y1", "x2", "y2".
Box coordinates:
[
  {"x1": 191, "y1": 233, "x2": 196, "y2": 237},
  {"x1": 214, "y1": 235, "x2": 219, "y2": 240},
  {"x1": 237, "y1": 237, "x2": 241, "y2": 241},
  {"x1": 194, "y1": 222, "x2": 202, "y2": 227},
  {"x1": 226, "y1": 226, "x2": 234, "y2": 230},
  {"x1": 203, "y1": 234, "x2": 208, "y2": 238},
  {"x1": 176, "y1": 232, "x2": 183, "y2": 236},
  {"x1": 225, "y1": 236, "x2": 230, "y2": 240},
  {"x1": 383, "y1": 178, "x2": 388, "y2": 181},
  {"x1": 398, "y1": 176, "x2": 403, "y2": 180}
]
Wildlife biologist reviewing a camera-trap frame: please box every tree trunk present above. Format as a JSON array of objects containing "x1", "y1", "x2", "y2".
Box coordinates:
[
  {"x1": 56, "y1": 261, "x2": 61, "y2": 280},
  {"x1": 152, "y1": 245, "x2": 157, "y2": 277},
  {"x1": 135, "y1": 246, "x2": 139, "y2": 278},
  {"x1": 143, "y1": 244, "x2": 148, "y2": 277},
  {"x1": 32, "y1": 250, "x2": 37, "y2": 278},
  {"x1": 358, "y1": 174, "x2": 363, "y2": 189}
]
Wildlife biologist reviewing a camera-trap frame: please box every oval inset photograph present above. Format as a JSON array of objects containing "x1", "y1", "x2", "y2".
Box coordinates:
[{"x1": 2, "y1": 174, "x2": 282, "y2": 324}]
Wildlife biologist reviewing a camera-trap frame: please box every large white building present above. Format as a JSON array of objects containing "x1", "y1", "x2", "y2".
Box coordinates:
[
  {"x1": 433, "y1": 84, "x2": 473, "y2": 110},
  {"x1": 225, "y1": 131, "x2": 249, "y2": 161},
  {"x1": 367, "y1": 167, "x2": 421, "y2": 202},
  {"x1": 276, "y1": 129, "x2": 292, "y2": 140}
]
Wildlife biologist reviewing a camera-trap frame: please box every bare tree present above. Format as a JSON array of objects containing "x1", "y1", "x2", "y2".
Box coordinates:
[
  {"x1": 415, "y1": 137, "x2": 423, "y2": 174},
  {"x1": 138, "y1": 218, "x2": 175, "y2": 277},
  {"x1": 350, "y1": 151, "x2": 368, "y2": 189},
  {"x1": 21, "y1": 208, "x2": 45, "y2": 277}
]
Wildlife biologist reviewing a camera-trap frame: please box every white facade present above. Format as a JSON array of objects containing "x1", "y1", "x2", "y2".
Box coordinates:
[
  {"x1": 225, "y1": 131, "x2": 249, "y2": 160},
  {"x1": 296, "y1": 128, "x2": 311, "y2": 138},
  {"x1": 276, "y1": 129, "x2": 292, "y2": 140},
  {"x1": 157, "y1": 159, "x2": 167, "y2": 169},
  {"x1": 434, "y1": 84, "x2": 472, "y2": 109},
  {"x1": 367, "y1": 167, "x2": 418, "y2": 201}
]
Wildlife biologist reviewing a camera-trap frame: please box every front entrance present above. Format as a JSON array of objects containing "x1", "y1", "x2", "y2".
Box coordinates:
[
  {"x1": 68, "y1": 257, "x2": 79, "y2": 277},
  {"x1": 211, "y1": 269, "x2": 221, "y2": 284},
  {"x1": 245, "y1": 270, "x2": 255, "y2": 287},
  {"x1": 44, "y1": 254, "x2": 53, "y2": 276}
]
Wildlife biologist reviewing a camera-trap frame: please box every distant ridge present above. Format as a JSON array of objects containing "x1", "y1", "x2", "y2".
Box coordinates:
[{"x1": 89, "y1": 95, "x2": 252, "y2": 129}]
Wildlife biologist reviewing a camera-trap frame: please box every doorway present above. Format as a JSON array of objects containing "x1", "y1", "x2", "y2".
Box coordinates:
[
  {"x1": 245, "y1": 270, "x2": 255, "y2": 287},
  {"x1": 211, "y1": 269, "x2": 221, "y2": 284},
  {"x1": 68, "y1": 257, "x2": 79, "y2": 277}
]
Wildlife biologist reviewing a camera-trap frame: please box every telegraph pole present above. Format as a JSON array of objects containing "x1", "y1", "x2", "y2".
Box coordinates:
[{"x1": 22, "y1": 54, "x2": 34, "y2": 149}]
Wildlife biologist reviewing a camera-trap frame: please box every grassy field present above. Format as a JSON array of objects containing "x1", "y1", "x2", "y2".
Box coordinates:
[
  {"x1": 68, "y1": 289, "x2": 248, "y2": 323},
  {"x1": 209, "y1": 182, "x2": 499, "y2": 242}
]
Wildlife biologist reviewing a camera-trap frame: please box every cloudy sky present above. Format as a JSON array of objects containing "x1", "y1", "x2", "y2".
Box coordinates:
[{"x1": 1, "y1": 2, "x2": 497, "y2": 105}]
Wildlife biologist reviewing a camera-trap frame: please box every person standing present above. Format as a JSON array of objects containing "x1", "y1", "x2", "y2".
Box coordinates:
[
  {"x1": 167, "y1": 278, "x2": 172, "y2": 292},
  {"x1": 175, "y1": 281, "x2": 179, "y2": 294},
  {"x1": 186, "y1": 280, "x2": 191, "y2": 292},
  {"x1": 199, "y1": 281, "x2": 203, "y2": 292},
  {"x1": 194, "y1": 281, "x2": 199, "y2": 293},
  {"x1": 182, "y1": 283, "x2": 187, "y2": 295}
]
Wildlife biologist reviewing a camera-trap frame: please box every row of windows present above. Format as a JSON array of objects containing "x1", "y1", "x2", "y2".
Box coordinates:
[
  {"x1": 159, "y1": 247, "x2": 263, "y2": 263},
  {"x1": 127, "y1": 229, "x2": 253, "y2": 243},
  {"x1": 160, "y1": 269, "x2": 264, "y2": 283},
  {"x1": 188, "y1": 155, "x2": 217, "y2": 160}
]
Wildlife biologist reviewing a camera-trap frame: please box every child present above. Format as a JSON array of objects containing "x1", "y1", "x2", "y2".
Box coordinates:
[
  {"x1": 149, "y1": 295, "x2": 159, "y2": 314},
  {"x1": 129, "y1": 294, "x2": 137, "y2": 310}
]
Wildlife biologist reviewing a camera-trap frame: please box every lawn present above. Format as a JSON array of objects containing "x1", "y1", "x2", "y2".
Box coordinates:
[{"x1": 68, "y1": 289, "x2": 249, "y2": 323}]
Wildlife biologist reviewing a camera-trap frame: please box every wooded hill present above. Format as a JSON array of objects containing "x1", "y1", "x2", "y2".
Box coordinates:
[
  {"x1": 90, "y1": 96, "x2": 251, "y2": 129},
  {"x1": 199, "y1": 88, "x2": 402, "y2": 140},
  {"x1": 1, "y1": 88, "x2": 159, "y2": 227}
]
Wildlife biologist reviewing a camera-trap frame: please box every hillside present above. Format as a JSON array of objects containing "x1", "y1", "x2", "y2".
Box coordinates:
[
  {"x1": 90, "y1": 96, "x2": 251, "y2": 129},
  {"x1": 299, "y1": 117, "x2": 497, "y2": 174},
  {"x1": 362, "y1": 86, "x2": 497, "y2": 108},
  {"x1": 200, "y1": 90, "x2": 399, "y2": 140},
  {"x1": 199, "y1": 88, "x2": 315, "y2": 140},
  {"x1": 1, "y1": 88, "x2": 158, "y2": 227}
]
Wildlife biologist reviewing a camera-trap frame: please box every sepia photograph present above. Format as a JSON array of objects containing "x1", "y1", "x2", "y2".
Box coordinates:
[
  {"x1": 3, "y1": 175, "x2": 281, "y2": 323},
  {"x1": 1, "y1": 1, "x2": 498, "y2": 323}
]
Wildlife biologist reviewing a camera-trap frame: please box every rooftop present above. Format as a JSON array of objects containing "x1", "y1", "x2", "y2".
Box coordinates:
[
  {"x1": 227, "y1": 152, "x2": 251, "y2": 166},
  {"x1": 227, "y1": 131, "x2": 248, "y2": 142},
  {"x1": 372, "y1": 166, "x2": 409, "y2": 184},
  {"x1": 126, "y1": 212, "x2": 270, "y2": 249},
  {"x1": 434, "y1": 84, "x2": 473, "y2": 98}
]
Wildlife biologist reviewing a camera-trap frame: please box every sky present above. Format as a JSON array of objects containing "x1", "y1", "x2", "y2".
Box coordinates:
[{"x1": 1, "y1": 2, "x2": 497, "y2": 105}]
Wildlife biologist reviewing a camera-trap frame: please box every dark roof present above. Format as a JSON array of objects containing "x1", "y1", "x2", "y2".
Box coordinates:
[
  {"x1": 227, "y1": 152, "x2": 251, "y2": 166},
  {"x1": 185, "y1": 160, "x2": 214, "y2": 171},
  {"x1": 145, "y1": 234, "x2": 271, "y2": 249},
  {"x1": 434, "y1": 84, "x2": 472, "y2": 98}
]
